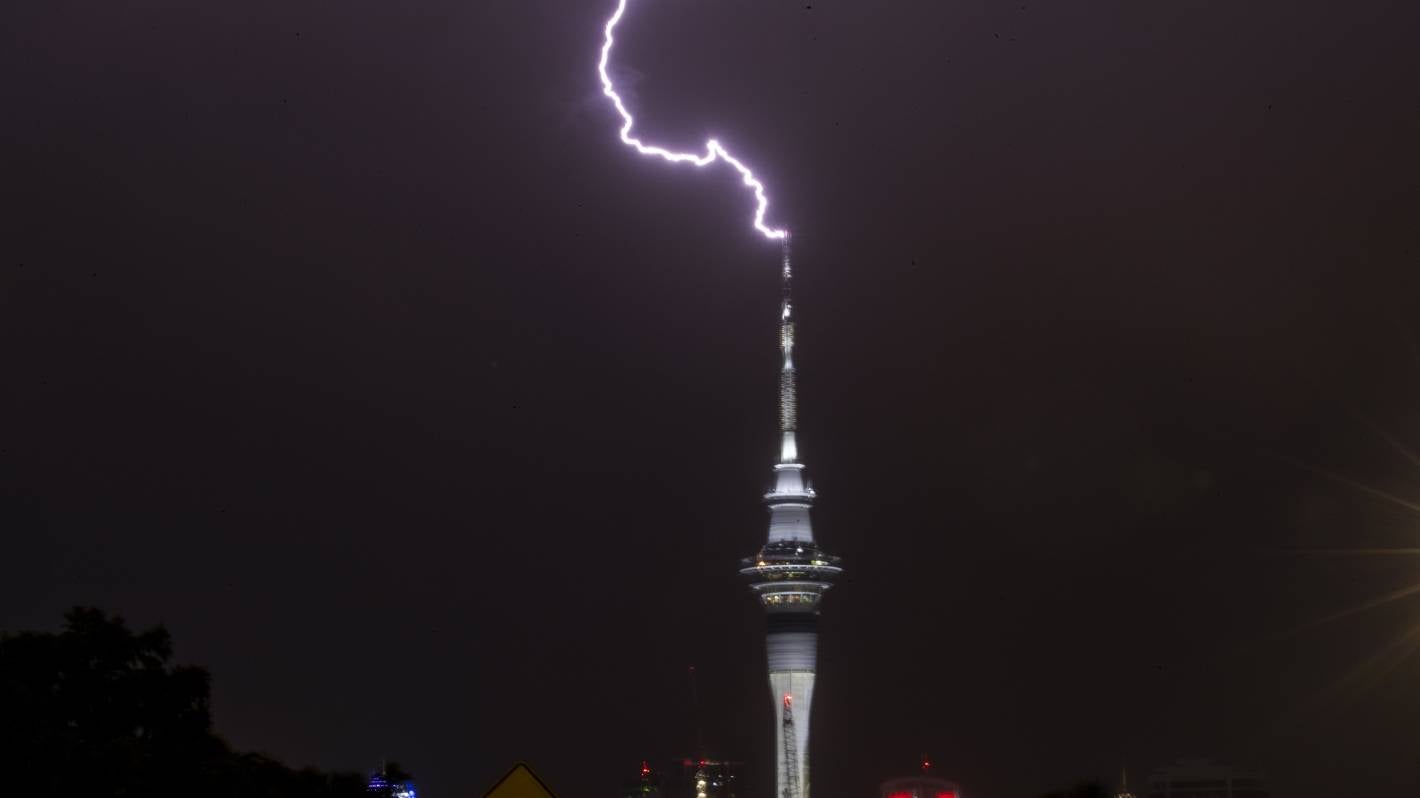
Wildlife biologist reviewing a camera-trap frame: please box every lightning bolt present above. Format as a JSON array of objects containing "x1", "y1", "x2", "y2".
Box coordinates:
[{"x1": 598, "y1": 0, "x2": 787, "y2": 241}]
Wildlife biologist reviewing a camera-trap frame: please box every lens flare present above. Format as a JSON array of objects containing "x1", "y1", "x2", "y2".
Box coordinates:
[
  {"x1": 1361, "y1": 416, "x2": 1420, "y2": 471},
  {"x1": 598, "y1": 0, "x2": 787, "y2": 240},
  {"x1": 1264, "y1": 450, "x2": 1420, "y2": 515},
  {"x1": 1259, "y1": 426, "x2": 1420, "y2": 706}
]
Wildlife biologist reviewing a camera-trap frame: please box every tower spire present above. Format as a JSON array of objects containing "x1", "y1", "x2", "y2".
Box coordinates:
[
  {"x1": 688, "y1": 665, "x2": 704, "y2": 757},
  {"x1": 741, "y1": 236, "x2": 841, "y2": 798},
  {"x1": 778, "y1": 236, "x2": 799, "y2": 463},
  {"x1": 1116, "y1": 767, "x2": 1136, "y2": 798}
]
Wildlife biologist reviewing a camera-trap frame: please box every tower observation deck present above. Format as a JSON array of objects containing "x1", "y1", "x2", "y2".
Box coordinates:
[{"x1": 740, "y1": 238, "x2": 842, "y2": 798}]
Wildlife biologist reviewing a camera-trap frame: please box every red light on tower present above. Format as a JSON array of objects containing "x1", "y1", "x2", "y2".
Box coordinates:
[
  {"x1": 934, "y1": 793, "x2": 956, "y2": 798},
  {"x1": 887, "y1": 792, "x2": 913, "y2": 798},
  {"x1": 640, "y1": 761, "x2": 651, "y2": 778}
]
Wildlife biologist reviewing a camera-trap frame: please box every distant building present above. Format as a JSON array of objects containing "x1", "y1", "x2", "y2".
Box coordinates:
[
  {"x1": 664, "y1": 758, "x2": 739, "y2": 798},
  {"x1": 624, "y1": 761, "x2": 663, "y2": 798},
  {"x1": 1146, "y1": 760, "x2": 1268, "y2": 798},
  {"x1": 367, "y1": 765, "x2": 417, "y2": 798},
  {"x1": 879, "y1": 775, "x2": 963, "y2": 798}
]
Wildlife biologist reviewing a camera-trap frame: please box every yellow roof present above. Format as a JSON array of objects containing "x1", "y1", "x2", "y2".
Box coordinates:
[{"x1": 482, "y1": 763, "x2": 559, "y2": 798}]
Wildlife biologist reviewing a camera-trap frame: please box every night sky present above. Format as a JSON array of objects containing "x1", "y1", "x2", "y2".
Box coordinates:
[{"x1": 4, "y1": 0, "x2": 1420, "y2": 796}]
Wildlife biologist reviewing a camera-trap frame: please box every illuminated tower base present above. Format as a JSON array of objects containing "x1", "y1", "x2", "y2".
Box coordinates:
[{"x1": 770, "y1": 672, "x2": 814, "y2": 798}]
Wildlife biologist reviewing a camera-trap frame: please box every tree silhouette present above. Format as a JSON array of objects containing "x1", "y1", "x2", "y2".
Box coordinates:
[{"x1": 0, "y1": 607, "x2": 371, "y2": 797}]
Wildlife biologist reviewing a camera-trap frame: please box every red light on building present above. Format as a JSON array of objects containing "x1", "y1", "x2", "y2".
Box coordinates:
[
  {"x1": 887, "y1": 791, "x2": 914, "y2": 798},
  {"x1": 934, "y1": 792, "x2": 956, "y2": 798}
]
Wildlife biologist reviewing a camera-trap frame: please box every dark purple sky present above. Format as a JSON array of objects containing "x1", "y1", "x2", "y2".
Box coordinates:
[{"x1": 4, "y1": 0, "x2": 1419, "y2": 796}]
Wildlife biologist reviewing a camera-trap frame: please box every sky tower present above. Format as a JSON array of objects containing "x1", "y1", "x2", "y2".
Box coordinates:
[{"x1": 741, "y1": 239, "x2": 843, "y2": 798}]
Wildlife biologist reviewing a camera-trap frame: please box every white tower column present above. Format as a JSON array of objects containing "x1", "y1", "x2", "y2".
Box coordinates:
[{"x1": 740, "y1": 237, "x2": 841, "y2": 798}]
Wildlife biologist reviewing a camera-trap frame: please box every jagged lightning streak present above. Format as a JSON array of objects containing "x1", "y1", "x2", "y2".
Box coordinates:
[{"x1": 598, "y1": 0, "x2": 787, "y2": 240}]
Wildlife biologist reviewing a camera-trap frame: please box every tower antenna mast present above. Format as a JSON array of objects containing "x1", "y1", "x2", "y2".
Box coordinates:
[
  {"x1": 778, "y1": 236, "x2": 796, "y2": 439},
  {"x1": 688, "y1": 665, "x2": 705, "y2": 757}
]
